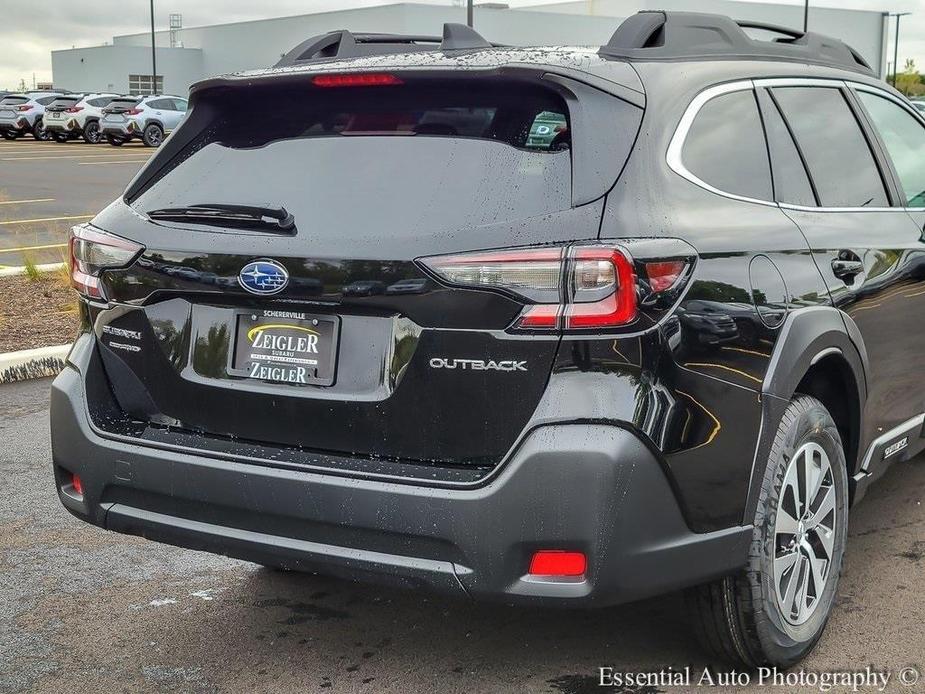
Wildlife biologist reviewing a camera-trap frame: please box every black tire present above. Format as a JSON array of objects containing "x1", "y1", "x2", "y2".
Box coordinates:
[
  {"x1": 686, "y1": 394, "x2": 849, "y2": 667},
  {"x1": 32, "y1": 118, "x2": 51, "y2": 141},
  {"x1": 105, "y1": 134, "x2": 125, "y2": 147},
  {"x1": 83, "y1": 121, "x2": 101, "y2": 144},
  {"x1": 142, "y1": 123, "x2": 164, "y2": 147},
  {"x1": 52, "y1": 132, "x2": 69, "y2": 143},
  {"x1": 1, "y1": 130, "x2": 18, "y2": 140}
]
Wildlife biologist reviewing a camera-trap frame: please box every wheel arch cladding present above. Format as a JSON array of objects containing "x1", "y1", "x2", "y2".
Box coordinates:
[{"x1": 744, "y1": 307, "x2": 867, "y2": 523}]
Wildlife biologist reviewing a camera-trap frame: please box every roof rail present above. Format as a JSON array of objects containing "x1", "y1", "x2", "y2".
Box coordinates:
[
  {"x1": 599, "y1": 11, "x2": 872, "y2": 74},
  {"x1": 275, "y1": 23, "x2": 495, "y2": 68}
]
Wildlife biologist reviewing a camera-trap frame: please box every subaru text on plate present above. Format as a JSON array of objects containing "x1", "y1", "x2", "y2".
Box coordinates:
[{"x1": 51, "y1": 14, "x2": 925, "y2": 667}]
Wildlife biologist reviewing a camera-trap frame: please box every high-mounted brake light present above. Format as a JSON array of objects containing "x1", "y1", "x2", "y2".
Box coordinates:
[
  {"x1": 69, "y1": 224, "x2": 144, "y2": 300},
  {"x1": 17, "y1": 104, "x2": 33, "y2": 112},
  {"x1": 420, "y1": 243, "x2": 692, "y2": 332},
  {"x1": 312, "y1": 73, "x2": 403, "y2": 88}
]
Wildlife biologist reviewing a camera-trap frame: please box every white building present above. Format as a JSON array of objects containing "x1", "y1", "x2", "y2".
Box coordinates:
[{"x1": 51, "y1": 1, "x2": 889, "y2": 96}]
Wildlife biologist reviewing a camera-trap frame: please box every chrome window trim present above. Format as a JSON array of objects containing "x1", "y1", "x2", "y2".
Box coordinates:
[{"x1": 667, "y1": 76, "x2": 919, "y2": 213}]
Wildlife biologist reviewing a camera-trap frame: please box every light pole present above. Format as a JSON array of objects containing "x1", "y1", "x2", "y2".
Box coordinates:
[
  {"x1": 467, "y1": 0, "x2": 473, "y2": 28},
  {"x1": 889, "y1": 12, "x2": 911, "y2": 88},
  {"x1": 803, "y1": 0, "x2": 809, "y2": 32},
  {"x1": 150, "y1": 0, "x2": 157, "y2": 94}
]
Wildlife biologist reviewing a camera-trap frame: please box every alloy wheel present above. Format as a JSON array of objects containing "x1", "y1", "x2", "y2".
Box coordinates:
[{"x1": 773, "y1": 442, "x2": 837, "y2": 626}]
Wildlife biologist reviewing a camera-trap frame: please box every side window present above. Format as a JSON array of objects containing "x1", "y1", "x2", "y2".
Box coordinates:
[
  {"x1": 757, "y1": 89, "x2": 816, "y2": 207},
  {"x1": 771, "y1": 87, "x2": 888, "y2": 208},
  {"x1": 856, "y1": 91, "x2": 925, "y2": 207},
  {"x1": 173, "y1": 99, "x2": 188, "y2": 113},
  {"x1": 681, "y1": 90, "x2": 772, "y2": 201}
]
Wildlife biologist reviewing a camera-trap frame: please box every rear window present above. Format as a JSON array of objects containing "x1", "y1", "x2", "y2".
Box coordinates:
[
  {"x1": 0, "y1": 96, "x2": 28, "y2": 106},
  {"x1": 49, "y1": 97, "x2": 81, "y2": 107},
  {"x1": 209, "y1": 80, "x2": 569, "y2": 151},
  {"x1": 88, "y1": 97, "x2": 114, "y2": 107}
]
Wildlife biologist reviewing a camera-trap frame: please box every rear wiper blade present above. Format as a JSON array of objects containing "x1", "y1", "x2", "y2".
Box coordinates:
[{"x1": 146, "y1": 204, "x2": 296, "y2": 234}]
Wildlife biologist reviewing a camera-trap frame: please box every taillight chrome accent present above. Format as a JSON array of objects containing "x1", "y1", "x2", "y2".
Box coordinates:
[
  {"x1": 312, "y1": 73, "x2": 403, "y2": 88},
  {"x1": 420, "y1": 242, "x2": 692, "y2": 333},
  {"x1": 69, "y1": 224, "x2": 144, "y2": 300}
]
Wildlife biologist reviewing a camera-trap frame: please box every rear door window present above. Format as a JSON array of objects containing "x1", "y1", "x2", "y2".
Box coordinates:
[
  {"x1": 856, "y1": 90, "x2": 925, "y2": 207},
  {"x1": 771, "y1": 87, "x2": 888, "y2": 207},
  {"x1": 681, "y1": 89, "x2": 772, "y2": 201}
]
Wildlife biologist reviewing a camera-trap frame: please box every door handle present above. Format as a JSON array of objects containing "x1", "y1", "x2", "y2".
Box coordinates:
[{"x1": 832, "y1": 258, "x2": 864, "y2": 280}]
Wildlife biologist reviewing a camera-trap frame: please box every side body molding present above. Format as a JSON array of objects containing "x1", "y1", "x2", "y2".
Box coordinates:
[{"x1": 744, "y1": 307, "x2": 868, "y2": 523}]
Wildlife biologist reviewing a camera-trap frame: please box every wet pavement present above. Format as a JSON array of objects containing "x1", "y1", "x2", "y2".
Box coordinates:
[{"x1": 1, "y1": 377, "x2": 923, "y2": 693}]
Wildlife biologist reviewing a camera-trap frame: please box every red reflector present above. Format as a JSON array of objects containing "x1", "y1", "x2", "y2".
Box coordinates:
[
  {"x1": 312, "y1": 73, "x2": 403, "y2": 88},
  {"x1": 645, "y1": 260, "x2": 686, "y2": 293},
  {"x1": 528, "y1": 550, "x2": 587, "y2": 577},
  {"x1": 71, "y1": 473, "x2": 84, "y2": 496}
]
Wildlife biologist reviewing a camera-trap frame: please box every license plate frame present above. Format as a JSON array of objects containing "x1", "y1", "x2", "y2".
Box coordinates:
[{"x1": 228, "y1": 310, "x2": 340, "y2": 387}]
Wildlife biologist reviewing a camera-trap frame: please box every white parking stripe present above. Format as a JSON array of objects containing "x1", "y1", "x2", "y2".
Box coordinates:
[
  {"x1": 0, "y1": 214, "x2": 93, "y2": 226},
  {"x1": 2, "y1": 153, "x2": 154, "y2": 161},
  {"x1": 78, "y1": 160, "x2": 149, "y2": 165},
  {"x1": 0, "y1": 198, "x2": 55, "y2": 205}
]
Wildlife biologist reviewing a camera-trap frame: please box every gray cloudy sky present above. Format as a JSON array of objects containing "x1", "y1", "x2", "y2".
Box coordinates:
[{"x1": 0, "y1": 0, "x2": 922, "y2": 90}]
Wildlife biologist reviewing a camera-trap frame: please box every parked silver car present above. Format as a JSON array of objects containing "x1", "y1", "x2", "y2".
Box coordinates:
[
  {"x1": 100, "y1": 95, "x2": 188, "y2": 147},
  {"x1": 43, "y1": 93, "x2": 120, "y2": 144},
  {"x1": 0, "y1": 91, "x2": 63, "y2": 140}
]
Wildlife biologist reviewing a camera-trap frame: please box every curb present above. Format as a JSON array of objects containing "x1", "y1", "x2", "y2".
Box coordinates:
[
  {"x1": 0, "y1": 344, "x2": 71, "y2": 385},
  {"x1": 0, "y1": 262, "x2": 67, "y2": 278}
]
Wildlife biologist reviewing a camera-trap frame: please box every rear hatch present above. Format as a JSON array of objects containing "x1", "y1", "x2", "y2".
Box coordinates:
[
  {"x1": 44, "y1": 96, "x2": 82, "y2": 124},
  {"x1": 0, "y1": 95, "x2": 28, "y2": 122},
  {"x1": 101, "y1": 97, "x2": 140, "y2": 124},
  {"x1": 87, "y1": 69, "x2": 639, "y2": 471}
]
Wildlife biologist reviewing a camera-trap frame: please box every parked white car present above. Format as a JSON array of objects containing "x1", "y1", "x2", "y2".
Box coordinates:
[
  {"x1": 43, "y1": 93, "x2": 120, "y2": 144},
  {"x1": 0, "y1": 91, "x2": 63, "y2": 140},
  {"x1": 100, "y1": 95, "x2": 189, "y2": 147}
]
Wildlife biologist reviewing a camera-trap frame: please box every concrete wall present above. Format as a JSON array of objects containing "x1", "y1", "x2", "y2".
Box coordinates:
[
  {"x1": 50, "y1": 45, "x2": 203, "y2": 95},
  {"x1": 52, "y1": 1, "x2": 889, "y2": 94},
  {"x1": 529, "y1": 0, "x2": 889, "y2": 75}
]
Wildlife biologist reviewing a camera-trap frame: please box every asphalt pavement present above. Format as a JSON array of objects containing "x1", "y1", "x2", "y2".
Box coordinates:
[
  {"x1": 1, "y1": 376, "x2": 923, "y2": 693},
  {"x1": 0, "y1": 138, "x2": 153, "y2": 268}
]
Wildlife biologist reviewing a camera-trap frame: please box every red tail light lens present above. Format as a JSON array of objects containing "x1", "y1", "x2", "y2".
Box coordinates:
[
  {"x1": 312, "y1": 73, "x2": 403, "y2": 88},
  {"x1": 529, "y1": 550, "x2": 587, "y2": 577},
  {"x1": 124, "y1": 108, "x2": 142, "y2": 116},
  {"x1": 17, "y1": 104, "x2": 33, "y2": 112},
  {"x1": 65, "y1": 106, "x2": 84, "y2": 113},
  {"x1": 69, "y1": 224, "x2": 144, "y2": 300},
  {"x1": 421, "y1": 242, "x2": 691, "y2": 333}
]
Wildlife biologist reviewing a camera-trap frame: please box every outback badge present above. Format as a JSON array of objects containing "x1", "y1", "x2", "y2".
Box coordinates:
[{"x1": 238, "y1": 259, "x2": 289, "y2": 295}]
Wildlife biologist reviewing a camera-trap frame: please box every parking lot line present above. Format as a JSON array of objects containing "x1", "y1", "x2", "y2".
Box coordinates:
[
  {"x1": 78, "y1": 160, "x2": 150, "y2": 166},
  {"x1": 0, "y1": 198, "x2": 55, "y2": 205},
  {"x1": 0, "y1": 214, "x2": 93, "y2": 226},
  {"x1": 0, "y1": 242, "x2": 68, "y2": 254},
  {"x1": 2, "y1": 153, "x2": 153, "y2": 161}
]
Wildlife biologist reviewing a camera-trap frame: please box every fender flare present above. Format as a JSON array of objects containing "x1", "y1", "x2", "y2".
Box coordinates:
[{"x1": 743, "y1": 306, "x2": 868, "y2": 523}]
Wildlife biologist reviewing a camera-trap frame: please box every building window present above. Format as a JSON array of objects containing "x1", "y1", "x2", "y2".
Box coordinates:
[{"x1": 128, "y1": 74, "x2": 164, "y2": 96}]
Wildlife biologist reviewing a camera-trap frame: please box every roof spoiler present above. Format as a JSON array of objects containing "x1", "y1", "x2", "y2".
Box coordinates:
[
  {"x1": 599, "y1": 11, "x2": 872, "y2": 74},
  {"x1": 275, "y1": 22, "x2": 495, "y2": 68}
]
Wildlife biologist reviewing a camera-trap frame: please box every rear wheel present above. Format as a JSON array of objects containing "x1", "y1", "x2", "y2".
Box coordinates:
[
  {"x1": 142, "y1": 123, "x2": 164, "y2": 147},
  {"x1": 687, "y1": 395, "x2": 848, "y2": 667},
  {"x1": 32, "y1": 118, "x2": 50, "y2": 141},
  {"x1": 83, "y1": 121, "x2": 101, "y2": 144},
  {"x1": 105, "y1": 134, "x2": 125, "y2": 146},
  {"x1": 1, "y1": 130, "x2": 18, "y2": 140}
]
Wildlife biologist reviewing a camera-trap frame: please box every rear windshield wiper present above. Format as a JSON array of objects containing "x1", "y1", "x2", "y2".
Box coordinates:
[{"x1": 146, "y1": 204, "x2": 296, "y2": 234}]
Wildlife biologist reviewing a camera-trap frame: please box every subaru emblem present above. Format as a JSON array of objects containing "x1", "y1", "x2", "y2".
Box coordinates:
[{"x1": 238, "y1": 259, "x2": 289, "y2": 295}]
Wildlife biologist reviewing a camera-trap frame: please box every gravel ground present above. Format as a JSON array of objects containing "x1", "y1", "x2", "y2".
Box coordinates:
[
  {"x1": 1, "y1": 377, "x2": 923, "y2": 694},
  {"x1": 0, "y1": 273, "x2": 78, "y2": 352}
]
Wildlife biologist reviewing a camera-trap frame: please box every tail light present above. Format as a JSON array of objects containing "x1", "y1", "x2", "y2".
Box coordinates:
[
  {"x1": 124, "y1": 108, "x2": 143, "y2": 115},
  {"x1": 17, "y1": 104, "x2": 33, "y2": 112},
  {"x1": 69, "y1": 224, "x2": 144, "y2": 300},
  {"x1": 312, "y1": 73, "x2": 403, "y2": 88},
  {"x1": 420, "y1": 242, "x2": 693, "y2": 332},
  {"x1": 65, "y1": 106, "x2": 84, "y2": 113}
]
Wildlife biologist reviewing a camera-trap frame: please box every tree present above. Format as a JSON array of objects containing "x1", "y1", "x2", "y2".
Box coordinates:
[{"x1": 895, "y1": 58, "x2": 925, "y2": 97}]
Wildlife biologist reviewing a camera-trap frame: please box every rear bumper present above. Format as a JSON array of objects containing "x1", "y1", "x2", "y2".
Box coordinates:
[
  {"x1": 44, "y1": 118, "x2": 78, "y2": 133},
  {"x1": 50, "y1": 345, "x2": 751, "y2": 607},
  {"x1": 0, "y1": 117, "x2": 29, "y2": 131},
  {"x1": 100, "y1": 120, "x2": 138, "y2": 137}
]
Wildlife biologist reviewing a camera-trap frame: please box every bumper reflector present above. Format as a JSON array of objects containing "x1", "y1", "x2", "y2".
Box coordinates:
[
  {"x1": 70, "y1": 473, "x2": 84, "y2": 496},
  {"x1": 528, "y1": 550, "x2": 586, "y2": 577}
]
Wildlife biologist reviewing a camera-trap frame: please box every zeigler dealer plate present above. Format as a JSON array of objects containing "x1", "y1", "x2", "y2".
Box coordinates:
[{"x1": 230, "y1": 310, "x2": 339, "y2": 386}]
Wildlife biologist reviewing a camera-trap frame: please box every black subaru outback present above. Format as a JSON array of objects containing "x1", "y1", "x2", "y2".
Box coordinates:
[{"x1": 51, "y1": 13, "x2": 925, "y2": 667}]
